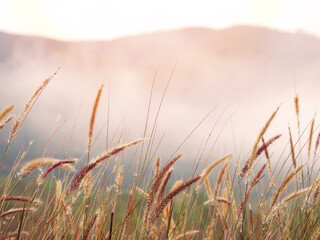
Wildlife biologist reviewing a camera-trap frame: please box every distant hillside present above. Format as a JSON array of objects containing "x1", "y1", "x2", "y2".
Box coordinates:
[{"x1": 1, "y1": 26, "x2": 320, "y2": 167}]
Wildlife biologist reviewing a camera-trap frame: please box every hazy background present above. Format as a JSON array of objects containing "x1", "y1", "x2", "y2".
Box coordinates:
[{"x1": 1, "y1": 1, "x2": 320, "y2": 172}]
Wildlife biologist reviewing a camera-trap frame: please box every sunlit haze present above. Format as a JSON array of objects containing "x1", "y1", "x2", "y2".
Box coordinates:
[
  {"x1": 0, "y1": 0, "x2": 319, "y2": 40},
  {"x1": 2, "y1": 1, "x2": 320, "y2": 237},
  {"x1": 1, "y1": 0, "x2": 320, "y2": 166}
]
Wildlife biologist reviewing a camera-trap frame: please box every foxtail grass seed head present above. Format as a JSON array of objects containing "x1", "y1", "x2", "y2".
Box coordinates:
[
  {"x1": 312, "y1": 184, "x2": 320, "y2": 205},
  {"x1": 213, "y1": 159, "x2": 230, "y2": 199},
  {"x1": 0, "y1": 207, "x2": 36, "y2": 219},
  {"x1": 244, "y1": 107, "x2": 279, "y2": 180},
  {"x1": 37, "y1": 158, "x2": 77, "y2": 185},
  {"x1": 82, "y1": 172, "x2": 92, "y2": 199},
  {"x1": 10, "y1": 73, "x2": 55, "y2": 141},
  {"x1": 281, "y1": 187, "x2": 311, "y2": 205},
  {"x1": 199, "y1": 154, "x2": 232, "y2": 188},
  {"x1": 136, "y1": 187, "x2": 149, "y2": 198},
  {"x1": 82, "y1": 213, "x2": 98, "y2": 240},
  {"x1": 294, "y1": 95, "x2": 300, "y2": 130},
  {"x1": 238, "y1": 164, "x2": 266, "y2": 221},
  {"x1": 93, "y1": 139, "x2": 143, "y2": 166},
  {"x1": 88, "y1": 84, "x2": 103, "y2": 151},
  {"x1": 55, "y1": 180, "x2": 62, "y2": 210},
  {"x1": 271, "y1": 165, "x2": 304, "y2": 209},
  {"x1": 115, "y1": 165, "x2": 123, "y2": 193},
  {"x1": 68, "y1": 162, "x2": 97, "y2": 195},
  {"x1": 68, "y1": 140, "x2": 142, "y2": 194},
  {"x1": 240, "y1": 134, "x2": 280, "y2": 180},
  {"x1": 0, "y1": 116, "x2": 14, "y2": 131},
  {"x1": 157, "y1": 169, "x2": 173, "y2": 203},
  {"x1": 0, "y1": 196, "x2": 42, "y2": 206},
  {"x1": 61, "y1": 200, "x2": 73, "y2": 234},
  {"x1": 204, "y1": 176, "x2": 213, "y2": 200},
  {"x1": 19, "y1": 158, "x2": 75, "y2": 178},
  {"x1": 256, "y1": 134, "x2": 281, "y2": 157},
  {"x1": 249, "y1": 205, "x2": 254, "y2": 238},
  {"x1": 219, "y1": 188, "x2": 229, "y2": 216},
  {"x1": 308, "y1": 117, "x2": 315, "y2": 160},
  {"x1": 250, "y1": 163, "x2": 266, "y2": 188},
  {"x1": 205, "y1": 197, "x2": 231, "y2": 206},
  {"x1": 151, "y1": 175, "x2": 200, "y2": 225},
  {"x1": 288, "y1": 127, "x2": 296, "y2": 169},
  {"x1": 142, "y1": 154, "x2": 182, "y2": 237},
  {"x1": 206, "y1": 214, "x2": 216, "y2": 239},
  {"x1": 0, "y1": 104, "x2": 14, "y2": 122},
  {"x1": 155, "y1": 156, "x2": 161, "y2": 177},
  {"x1": 171, "y1": 179, "x2": 183, "y2": 191},
  {"x1": 226, "y1": 169, "x2": 237, "y2": 219},
  {"x1": 155, "y1": 154, "x2": 182, "y2": 182},
  {"x1": 314, "y1": 132, "x2": 320, "y2": 158},
  {"x1": 262, "y1": 137, "x2": 275, "y2": 186}
]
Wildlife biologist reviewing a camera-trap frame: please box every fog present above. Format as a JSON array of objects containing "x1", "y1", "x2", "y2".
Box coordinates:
[{"x1": 1, "y1": 26, "x2": 320, "y2": 171}]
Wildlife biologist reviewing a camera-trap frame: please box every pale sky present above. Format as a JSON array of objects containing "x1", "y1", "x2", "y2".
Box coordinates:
[{"x1": 0, "y1": 0, "x2": 319, "y2": 41}]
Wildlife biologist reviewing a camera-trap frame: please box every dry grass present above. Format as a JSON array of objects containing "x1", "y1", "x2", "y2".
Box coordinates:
[{"x1": 2, "y1": 74, "x2": 320, "y2": 240}]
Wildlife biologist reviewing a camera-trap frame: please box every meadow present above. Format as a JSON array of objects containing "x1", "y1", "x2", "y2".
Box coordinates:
[{"x1": 1, "y1": 72, "x2": 320, "y2": 240}]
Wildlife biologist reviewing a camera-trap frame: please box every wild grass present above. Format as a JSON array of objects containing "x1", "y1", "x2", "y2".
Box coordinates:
[{"x1": 1, "y1": 71, "x2": 320, "y2": 240}]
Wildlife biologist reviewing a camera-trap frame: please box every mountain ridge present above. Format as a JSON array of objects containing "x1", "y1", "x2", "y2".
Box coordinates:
[{"x1": 0, "y1": 25, "x2": 318, "y2": 43}]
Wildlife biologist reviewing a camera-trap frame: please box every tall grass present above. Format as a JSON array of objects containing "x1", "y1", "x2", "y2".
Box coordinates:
[{"x1": 1, "y1": 72, "x2": 320, "y2": 240}]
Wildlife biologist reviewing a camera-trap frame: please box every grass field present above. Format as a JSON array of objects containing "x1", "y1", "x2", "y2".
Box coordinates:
[{"x1": 1, "y1": 72, "x2": 320, "y2": 240}]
